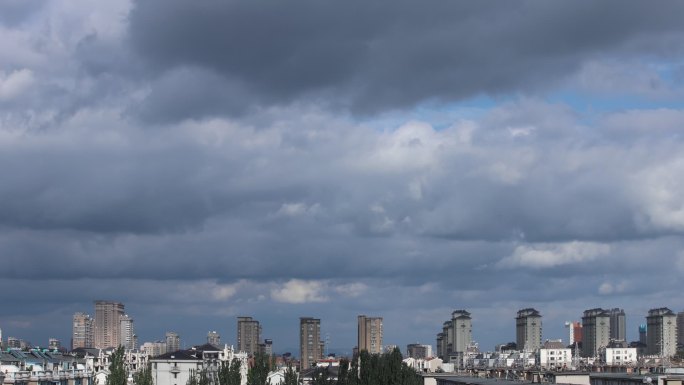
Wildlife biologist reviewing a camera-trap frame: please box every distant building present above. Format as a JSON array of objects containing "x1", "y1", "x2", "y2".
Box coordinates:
[
  {"x1": 94, "y1": 300, "x2": 125, "y2": 349},
  {"x1": 646, "y1": 307, "x2": 677, "y2": 357},
  {"x1": 141, "y1": 341, "x2": 167, "y2": 357},
  {"x1": 436, "y1": 310, "x2": 472, "y2": 365},
  {"x1": 407, "y1": 344, "x2": 432, "y2": 359},
  {"x1": 72, "y1": 312, "x2": 94, "y2": 349},
  {"x1": 300, "y1": 317, "x2": 322, "y2": 370},
  {"x1": 207, "y1": 331, "x2": 221, "y2": 346},
  {"x1": 677, "y1": 311, "x2": 684, "y2": 346},
  {"x1": 48, "y1": 338, "x2": 61, "y2": 350},
  {"x1": 601, "y1": 347, "x2": 637, "y2": 365},
  {"x1": 165, "y1": 332, "x2": 180, "y2": 353},
  {"x1": 357, "y1": 315, "x2": 383, "y2": 354},
  {"x1": 237, "y1": 316, "x2": 261, "y2": 355},
  {"x1": 516, "y1": 308, "x2": 542, "y2": 352},
  {"x1": 7, "y1": 337, "x2": 21, "y2": 349},
  {"x1": 258, "y1": 339, "x2": 273, "y2": 356},
  {"x1": 608, "y1": 308, "x2": 626, "y2": 342},
  {"x1": 581, "y1": 308, "x2": 611, "y2": 358},
  {"x1": 120, "y1": 314, "x2": 135, "y2": 350},
  {"x1": 566, "y1": 321, "x2": 582, "y2": 345},
  {"x1": 537, "y1": 339, "x2": 571, "y2": 369},
  {"x1": 638, "y1": 324, "x2": 647, "y2": 344}
]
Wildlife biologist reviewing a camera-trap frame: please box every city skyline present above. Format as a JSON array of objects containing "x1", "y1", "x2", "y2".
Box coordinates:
[
  {"x1": 2, "y1": 0, "x2": 684, "y2": 359},
  {"x1": 1, "y1": 302, "x2": 682, "y2": 355}
]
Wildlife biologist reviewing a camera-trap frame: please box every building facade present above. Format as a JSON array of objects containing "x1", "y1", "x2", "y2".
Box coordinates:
[
  {"x1": 581, "y1": 308, "x2": 611, "y2": 358},
  {"x1": 608, "y1": 308, "x2": 626, "y2": 342},
  {"x1": 237, "y1": 316, "x2": 261, "y2": 355},
  {"x1": 436, "y1": 310, "x2": 472, "y2": 365},
  {"x1": 94, "y1": 301, "x2": 125, "y2": 349},
  {"x1": 300, "y1": 317, "x2": 322, "y2": 370},
  {"x1": 207, "y1": 331, "x2": 221, "y2": 346},
  {"x1": 72, "y1": 312, "x2": 94, "y2": 349},
  {"x1": 646, "y1": 307, "x2": 677, "y2": 357},
  {"x1": 601, "y1": 347, "x2": 637, "y2": 365},
  {"x1": 516, "y1": 308, "x2": 542, "y2": 352},
  {"x1": 677, "y1": 311, "x2": 684, "y2": 347},
  {"x1": 120, "y1": 314, "x2": 135, "y2": 350},
  {"x1": 165, "y1": 332, "x2": 180, "y2": 353},
  {"x1": 407, "y1": 344, "x2": 432, "y2": 359},
  {"x1": 357, "y1": 315, "x2": 383, "y2": 354}
]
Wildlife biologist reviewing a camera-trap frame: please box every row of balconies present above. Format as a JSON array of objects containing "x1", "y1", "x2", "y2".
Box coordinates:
[{"x1": 3, "y1": 370, "x2": 92, "y2": 384}]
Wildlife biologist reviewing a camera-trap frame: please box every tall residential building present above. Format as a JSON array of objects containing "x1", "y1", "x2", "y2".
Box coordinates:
[
  {"x1": 581, "y1": 308, "x2": 611, "y2": 358},
  {"x1": 646, "y1": 307, "x2": 677, "y2": 357},
  {"x1": 608, "y1": 308, "x2": 626, "y2": 342},
  {"x1": 237, "y1": 316, "x2": 261, "y2": 355},
  {"x1": 677, "y1": 311, "x2": 684, "y2": 346},
  {"x1": 207, "y1": 331, "x2": 221, "y2": 346},
  {"x1": 72, "y1": 312, "x2": 94, "y2": 349},
  {"x1": 300, "y1": 317, "x2": 322, "y2": 370},
  {"x1": 436, "y1": 310, "x2": 472, "y2": 364},
  {"x1": 516, "y1": 308, "x2": 542, "y2": 351},
  {"x1": 165, "y1": 332, "x2": 180, "y2": 353},
  {"x1": 94, "y1": 301, "x2": 125, "y2": 349},
  {"x1": 357, "y1": 315, "x2": 383, "y2": 354},
  {"x1": 120, "y1": 314, "x2": 135, "y2": 350}
]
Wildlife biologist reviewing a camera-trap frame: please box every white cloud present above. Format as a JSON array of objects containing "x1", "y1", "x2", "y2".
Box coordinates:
[
  {"x1": 598, "y1": 281, "x2": 626, "y2": 295},
  {"x1": 498, "y1": 241, "x2": 611, "y2": 269},
  {"x1": 270, "y1": 279, "x2": 329, "y2": 304},
  {"x1": 275, "y1": 202, "x2": 321, "y2": 217},
  {"x1": 333, "y1": 282, "x2": 367, "y2": 298},
  {"x1": 0, "y1": 69, "x2": 34, "y2": 100}
]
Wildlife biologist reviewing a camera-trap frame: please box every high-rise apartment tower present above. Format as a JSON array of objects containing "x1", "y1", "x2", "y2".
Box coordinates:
[
  {"x1": 581, "y1": 308, "x2": 610, "y2": 358},
  {"x1": 646, "y1": 307, "x2": 677, "y2": 357},
  {"x1": 608, "y1": 308, "x2": 626, "y2": 341},
  {"x1": 237, "y1": 316, "x2": 261, "y2": 355},
  {"x1": 72, "y1": 312, "x2": 94, "y2": 349},
  {"x1": 300, "y1": 317, "x2": 322, "y2": 370},
  {"x1": 357, "y1": 315, "x2": 383, "y2": 354},
  {"x1": 516, "y1": 308, "x2": 542, "y2": 351},
  {"x1": 165, "y1": 332, "x2": 180, "y2": 353},
  {"x1": 94, "y1": 301, "x2": 125, "y2": 349}
]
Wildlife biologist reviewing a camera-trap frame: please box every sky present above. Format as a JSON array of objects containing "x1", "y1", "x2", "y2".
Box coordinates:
[{"x1": 2, "y1": 0, "x2": 684, "y2": 355}]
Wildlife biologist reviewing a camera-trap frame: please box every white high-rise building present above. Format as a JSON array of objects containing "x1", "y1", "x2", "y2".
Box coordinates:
[
  {"x1": 582, "y1": 308, "x2": 611, "y2": 358},
  {"x1": 647, "y1": 307, "x2": 677, "y2": 357},
  {"x1": 120, "y1": 314, "x2": 135, "y2": 350}
]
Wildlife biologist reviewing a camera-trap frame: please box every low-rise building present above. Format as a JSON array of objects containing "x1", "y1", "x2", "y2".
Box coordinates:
[{"x1": 601, "y1": 347, "x2": 637, "y2": 366}]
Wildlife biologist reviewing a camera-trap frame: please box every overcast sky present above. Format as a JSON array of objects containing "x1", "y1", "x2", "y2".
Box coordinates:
[{"x1": 2, "y1": 0, "x2": 684, "y2": 355}]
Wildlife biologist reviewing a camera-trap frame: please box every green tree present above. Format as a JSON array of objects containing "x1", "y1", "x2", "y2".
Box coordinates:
[
  {"x1": 107, "y1": 346, "x2": 128, "y2": 385},
  {"x1": 186, "y1": 368, "x2": 211, "y2": 385},
  {"x1": 310, "y1": 366, "x2": 334, "y2": 385},
  {"x1": 133, "y1": 363, "x2": 153, "y2": 385},
  {"x1": 282, "y1": 364, "x2": 298, "y2": 385},
  {"x1": 247, "y1": 354, "x2": 269, "y2": 385},
  {"x1": 218, "y1": 358, "x2": 242, "y2": 385}
]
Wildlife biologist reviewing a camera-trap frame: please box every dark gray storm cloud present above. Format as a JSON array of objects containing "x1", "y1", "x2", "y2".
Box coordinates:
[
  {"x1": 128, "y1": 0, "x2": 684, "y2": 120},
  {"x1": 4, "y1": 0, "x2": 684, "y2": 353}
]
